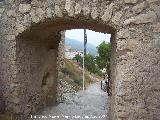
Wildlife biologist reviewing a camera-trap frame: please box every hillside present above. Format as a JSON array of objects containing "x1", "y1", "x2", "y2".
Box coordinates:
[
  {"x1": 57, "y1": 59, "x2": 102, "y2": 103},
  {"x1": 65, "y1": 37, "x2": 98, "y2": 56},
  {"x1": 59, "y1": 59, "x2": 102, "y2": 91}
]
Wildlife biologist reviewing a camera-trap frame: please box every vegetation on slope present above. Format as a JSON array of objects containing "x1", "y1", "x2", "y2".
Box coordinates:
[
  {"x1": 60, "y1": 41, "x2": 111, "y2": 91},
  {"x1": 59, "y1": 59, "x2": 101, "y2": 91}
]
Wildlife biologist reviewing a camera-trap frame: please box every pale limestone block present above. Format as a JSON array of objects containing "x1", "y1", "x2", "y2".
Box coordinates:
[
  {"x1": 0, "y1": 8, "x2": 5, "y2": 13},
  {"x1": 16, "y1": 24, "x2": 25, "y2": 34},
  {"x1": 150, "y1": 4, "x2": 160, "y2": 19},
  {"x1": 55, "y1": 5, "x2": 63, "y2": 17},
  {"x1": 83, "y1": 5, "x2": 90, "y2": 16},
  {"x1": 7, "y1": 10, "x2": 16, "y2": 17},
  {"x1": 152, "y1": 23, "x2": 160, "y2": 33},
  {"x1": 36, "y1": 8, "x2": 45, "y2": 19},
  {"x1": 46, "y1": 8, "x2": 52, "y2": 18},
  {"x1": 117, "y1": 29, "x2": 130, "y2": 39},
  {"x1": 124, "y1": 0, "x2": 139, "y2": 4},
  {"x1": 124, "y1": 11, "x2": 157, "y2": 25},
  {"x1": 19, "y1": 4, "x2": 31, "y2": 13},
  {"x1": 132, "y1": 2, "x2": 146, "y2": 14},
  {"x1": 75, "y1": 3, "x2": 82, "y2": 14},
  {"x1": 112, "y1": 11, "x2": 123, "y2": 25},
  {"x1": 65, "y1": 0, "x2": 74, "y2": 16},
  {"x1": 6, "y1": 35, "x2": 15, "y2": 41},
  {"x1": 101, "y1": 3, "x2": 114, "y2": 22},
  {"x1": 23, "y1": 14, "x2": 31, "y2": 23},
  {"x1": 30, "y1": 10, "x2": 40, "y2": 23},
  {"x1": 146, "y1": 0, "x2": 159, "y2": 3},
  {"x1": 91, "y1": 7, "x2": 99, "y2": 19}
]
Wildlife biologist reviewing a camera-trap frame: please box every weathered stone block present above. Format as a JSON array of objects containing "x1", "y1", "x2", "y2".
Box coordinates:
[
  {"x1": 132, "y1": 2, "x2": 146, "y2": 14},
  {"x1": 16, "y1": 24, "x2": 25, "y2": 34},
  {"x1": 55, "y1": 5, "x2": 63, "y2": 17},
  {"x1": 6, "y1": 35, "x2": 15, "y2": 41},
  {"x1": 46, "y1": 8, "x2": 52, "y2": 18},
  {"x1": 124, "y1": 11, "x2": 157, "y2": 25},
  {"x1": 91, "y1": 7, "x2": 99, "y2": 19},
  {"x1": 124, "y1": 0, "x2": 139, "y2": 4},
  {"x1": 0, "y1": 8, "x2": 5, "y2": 13},
  {"x1": 150, "y1": 4, "x2": 160, "y2": 20},
  {"x1": 82, "y1": 5, "x2": 90, "y2": 16},
  {"x1": 7, "y1": 10, "x2": 17, "y2": 18},
  {"x1": 152, "y1": 23, "x2": 160, "y2": 33},
  {"x1": 75, "y1": 3, "x2": 81, "y2": 14},
  {"x1": 111, "y1": 11, "x2": 123, "y2": 25},
  {"x1": 101, "y1": 3, "x2": 114, "y2": 22},
  {"x1": 19, "y1": 4, "x2": 31, "y2": 13},
  {"x1": 30, "y1": 10, "x2": 40, "y2": 23},
  {"x1": 65, "y1": 0, "x2": 74, "y2": 16},
  {"x1": 117, "y1": 29, "x2": 130, "y2": 39},
  {"x1": 36, "y1": 8, "x2": 45, "y2": 19},
  {"x1": 146, "y1": 0, "x2": 159, "y2": 4}
]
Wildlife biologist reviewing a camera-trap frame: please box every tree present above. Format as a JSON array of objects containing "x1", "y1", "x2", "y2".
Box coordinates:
[
  {"x1": 84, "y1": 54, "x2": 96, "y2": 73},
  {"x1": 72, "y1": 54, "x2": 83, "y2": 66},
  {"x1": 73, "y1": 53, "x2": 102, "y2": 76},
  {"x1": 96, "y1": 41, "x2": 112, "y2": 95},
  {"x1": 96, "y1": 41, "x2": 111, "y2": 70}
]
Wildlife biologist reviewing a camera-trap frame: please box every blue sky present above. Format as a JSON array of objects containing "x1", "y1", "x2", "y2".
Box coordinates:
[{"x1": 65, "y1": 29, "x2": 111, "y2": 46}]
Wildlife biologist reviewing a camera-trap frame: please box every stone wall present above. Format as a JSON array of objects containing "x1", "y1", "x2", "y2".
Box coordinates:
[
  {"x1": 57, "y1": 31, "x2": 65, "y2": 76},
  {"x1": 15, "y1": 32, "x2": 60, "y2": 118},
  {"x1": 56, "y1": 76, "x2": 76, "y2": 103},
  {"x1": 0, "y1": 0, "x2": 160, "y2": 120},
  {"x1": 0, "y1": 24, "x2": 4, "y2": 113}
]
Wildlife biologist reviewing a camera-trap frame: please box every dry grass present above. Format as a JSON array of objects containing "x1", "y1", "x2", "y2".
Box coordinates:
[{"x1": 59, "y1": 59, "x2": 102, "y2": 91}]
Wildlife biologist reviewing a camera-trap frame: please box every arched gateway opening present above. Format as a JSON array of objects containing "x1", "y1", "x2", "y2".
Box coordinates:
[
  {"x1": 16, "y1": 17, "x2": 116, "y2": 119},
  {"x1": 1, "y1": 0, "x2": 160, "y2": 120}
]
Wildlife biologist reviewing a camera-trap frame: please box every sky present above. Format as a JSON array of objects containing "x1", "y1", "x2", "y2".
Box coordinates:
[{"x1": 65, "y1": 29, "x2": 111, "y2": 46}]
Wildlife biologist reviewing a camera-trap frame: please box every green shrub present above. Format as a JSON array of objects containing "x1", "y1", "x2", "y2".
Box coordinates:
[{"x1": 73, "y1": 76, "x2": 82, "y2": 85}]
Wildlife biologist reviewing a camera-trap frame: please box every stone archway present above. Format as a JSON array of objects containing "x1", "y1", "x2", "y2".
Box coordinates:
[
  {"x1": 0, "y1": 0, "x2": 160, "y2": 120},
  {"x1": 15, "y1": 17, "x2": 116, "y2": 119}
]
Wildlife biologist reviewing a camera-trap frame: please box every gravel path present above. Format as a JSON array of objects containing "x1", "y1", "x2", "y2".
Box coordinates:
[{"x1": 30, "y1": 81, "x2": 109, "y2": 120}]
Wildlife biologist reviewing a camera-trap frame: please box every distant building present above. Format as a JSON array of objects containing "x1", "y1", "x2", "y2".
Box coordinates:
[
  {"x1": 65, "y1": 45, "x2": 72, "y2": 52},
  {"x1": 65, "y1": 51, "x2": 83, "y2": 59},
  {"x1": 65, "y1": 45, "x2": 83, "y2": 59}
]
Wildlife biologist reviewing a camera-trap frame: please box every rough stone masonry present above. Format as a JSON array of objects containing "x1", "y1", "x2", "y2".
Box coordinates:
[{"x1": 0, "y1": 0, "x2": 160, "y2": 120}]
